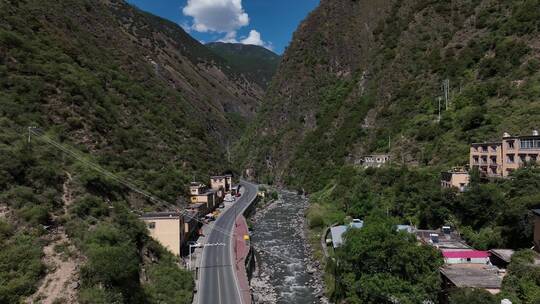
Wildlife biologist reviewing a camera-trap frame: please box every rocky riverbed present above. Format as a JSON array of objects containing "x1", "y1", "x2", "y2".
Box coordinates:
[{"x1": 250, "y1": 190, "x2": 329, "y2": 304}]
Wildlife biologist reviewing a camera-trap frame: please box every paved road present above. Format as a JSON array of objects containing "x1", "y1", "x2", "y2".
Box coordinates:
[{"x1": 198, "y1": 181, "x2": 258, "y2": 304}]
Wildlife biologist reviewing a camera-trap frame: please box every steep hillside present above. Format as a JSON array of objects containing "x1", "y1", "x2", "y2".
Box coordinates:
[
  {"x1": 236, "y1": 1, "x2": 540, "y2": 302},
  {"x1": 0, "y1": 0, "x2": 258, "y2": 302},
  {"x1": 207, "y1": 42, "x2": 281, "y2": 89},
  {"x1": 238, "y1": 0, "x2": 540, "y2": 189}
]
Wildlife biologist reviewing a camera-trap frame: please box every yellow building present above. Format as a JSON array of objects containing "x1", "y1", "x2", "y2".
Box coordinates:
[
  {"x1": 470, "y1": 131, "x2": 540, "y2": 177},
  {"x1": 191, "y1": 189, "x2": 218, "y2": 210},
  {"x1": 141, "y1": 212, "x2": 188, "y2": 256}
]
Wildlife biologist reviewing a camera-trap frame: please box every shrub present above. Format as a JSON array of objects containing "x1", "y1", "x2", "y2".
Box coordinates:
[
  {"x1": 0, "y1": 234, "x2": 44, "y2": 303},
  {"x1": 449, "y1": 288, "x2": 497, "y2": 304},
  {"x1": 144, "y1": 262, "x2": 193, "y2": 304}
]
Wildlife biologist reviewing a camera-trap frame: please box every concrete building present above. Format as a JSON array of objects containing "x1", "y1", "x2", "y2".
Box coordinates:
[
  {"x1": 441, "y1": 167, "x2": 470, "y2": 192},
  {"x1": 534, "y1": 209, "x2": 540, "y2": 252},
  {"x1": 359, "y1": 154, "x2": 390, "y2": 168},
  {"x1": 189, "y1": 182, "x2": 208, "y2": 196},
  {"x1": 489, "y1": 249, "x2": 515, "y2": 268},
  {"x1": 442, "y1": 250, "x2": 491, "y2": 265},
  {"x1": 210, "y1": 175, "x2": 232, "y2": 192},
  {"x1": 190, "y1": 189, "x2": 218, "y2": 209},
  {"x1": 440, "y1": 264, "x2": 503, "y2": 295},
  {"x1": 141, "y1": 212, "x2": 185, "y2": 256},
  {"x1": 470, "y1": 131, "x2": 540, "y2": 178},
  {"x1": 141, "y1": 211, "x2": 200, "y2": 256}
]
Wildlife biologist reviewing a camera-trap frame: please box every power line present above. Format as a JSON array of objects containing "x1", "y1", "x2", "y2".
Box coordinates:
[{"x1": 27, "y1": 127, "x2": 301, "y2": 264}]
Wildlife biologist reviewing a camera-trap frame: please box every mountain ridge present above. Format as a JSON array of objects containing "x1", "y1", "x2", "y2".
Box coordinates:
[{"x1": 206, "y1": 41, "x2": 281, "y2": 89}]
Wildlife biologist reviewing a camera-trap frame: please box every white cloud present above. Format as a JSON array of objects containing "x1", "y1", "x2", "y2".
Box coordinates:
[
  {"x1": 182, "y1": 0, "x2": 249, "y2": 33},
  {"x1": 182, "y1": 0, "x2": 273, "y2": 50},
  {"x1": 240, "y1": 30, "x2": 273, "y2": 50},
  {"x1": 219, "y1": 31, "x2": 239, "y2": 43},
  {"x1": 241, "y1": 30, "x2": 262, "y2": 45}
]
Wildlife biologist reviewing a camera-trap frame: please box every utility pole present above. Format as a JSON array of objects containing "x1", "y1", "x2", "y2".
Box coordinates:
[
  {"x1": 226, "y1": 141, "x2": 231, "y2": 163},
  {"x1": 437, "y1": 97, "x2": 442, "y2": 123},
  {"x1": 442, "y1": 79, "x2": 450, "y2": 110}
]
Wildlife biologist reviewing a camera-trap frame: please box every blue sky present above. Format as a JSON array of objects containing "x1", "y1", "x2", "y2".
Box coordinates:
[{"x1": 126, "y1": 0, "x2": 319, "y2": 54}]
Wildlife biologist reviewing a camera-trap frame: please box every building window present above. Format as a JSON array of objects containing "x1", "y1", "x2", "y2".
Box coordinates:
[
  {"x1": 508, "y1": 141, "x2": 515, "y2": 150},
  {"x1": 507, "y1": 154, "x2": 515, "y2": 163},
  {"x1": 148, "y1": 222, "x2": 156, "y2": 229},
  {"x1": 521, "y1": 139, "x2": 535, "y2": 149},
  {"x1": 531, "y1": 154, "x2": 538, "y2": 163}
]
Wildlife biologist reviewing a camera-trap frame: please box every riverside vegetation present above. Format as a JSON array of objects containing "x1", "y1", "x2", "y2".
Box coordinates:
[{"x1": 236, "y1": 0, "x2": 540, "y2": 303}]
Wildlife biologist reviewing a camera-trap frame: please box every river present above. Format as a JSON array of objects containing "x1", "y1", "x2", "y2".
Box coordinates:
[{"x1": 250, "y1": 190, "x2": 326, "y2": 304}]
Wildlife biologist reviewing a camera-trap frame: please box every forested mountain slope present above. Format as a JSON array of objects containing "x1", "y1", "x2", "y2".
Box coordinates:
[
  {"x1": 0, "y1": 0, "x2": 262, "y2": 302},
  {"x1": 207, "y1": 42, "x2": 281, "y2": 89},
  {"x1": 238, "y1": 0, "x2": 540, "y2": 189}
]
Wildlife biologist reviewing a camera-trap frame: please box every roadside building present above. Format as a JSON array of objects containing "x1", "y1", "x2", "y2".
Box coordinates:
[
  {"x1": 191, "y1": 189, "x2": 218, "y2": 210},
  {"x1": 534, "y1": 209, "x2": 540, "y2": 252},
  {"x1": 440, "y1": 264, "x2": 504, "y2": 295},
  {"x1": 359, "y1": 154, "x2": 390, "y2": 168},
  {"x1": 140, "y1": 212, "x2": 185, "y2": 256},
  {"x1": 489, "y1": 249, "x2": 515, "y2": 268},
  {"x1": 210, "y1": 175, "x2": 233, "y2": 192},
  {"x1": 441, "y1": 167, "x2": 470, "y2": 192},
  {"x1": 470, "y1": 131, "x2": 540, "y2": 178},
  {"x1": 442, "y1": 250, "x2": 490, "y2": 264},
  {"x1": 189, "y1": 182, "x2": 208, "y2": 196}
]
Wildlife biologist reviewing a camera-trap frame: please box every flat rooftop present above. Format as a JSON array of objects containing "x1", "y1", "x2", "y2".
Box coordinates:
[
  {"x1": 489, "y1": 249, "x2": 515, "y2": 263},
  {"x1": 416, "y1": 229, "x2": 470, "y2": 249},
  {"x1": 140, "y1": 212, "x2": 181, "y2": 219},
  {"x1": 441, "y1": 264, "x2": 503, "y2": 289}
]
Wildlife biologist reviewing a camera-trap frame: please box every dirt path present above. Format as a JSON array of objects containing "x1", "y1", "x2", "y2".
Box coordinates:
[{"x1": 27, "y1": 172, "x2": 81, "y2": 304}]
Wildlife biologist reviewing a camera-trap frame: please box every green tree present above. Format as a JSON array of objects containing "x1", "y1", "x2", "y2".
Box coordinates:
[
  {"x1": 449, "y1": 288, "x2": 497, "y2": 304},
  {"x1": 334, "y1": 217, "x2": 442, "y2": 303}
]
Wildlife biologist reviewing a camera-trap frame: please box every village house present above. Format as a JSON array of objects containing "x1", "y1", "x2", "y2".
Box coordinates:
[
  {"x1": 210, "y1": 174, "x2": 233, "y2": 192},
  {"x1": 489, "y1": 249, "x2": 515, "y2": 269},
  {"x1": 441, "y1": 167, "x2": 470, "y2": 192},
  {"x1": 140, "y1": 211, "x2": 198, "y2": 256},
  {"x1": 470, "y1": 130, "x2": 540, "y2": 178},
  {"x1": 440, "y1": 264, "x2": 504, "y2": 295},
  {"x1": 358, "y1": 154, "x2": 390, "y2": 168},
  {"x1": 442, "y1": 250, "x2": 490, "y2": 264},
  {"x1": 189, "y1": 182, "x2": 223, "y2": 213}
]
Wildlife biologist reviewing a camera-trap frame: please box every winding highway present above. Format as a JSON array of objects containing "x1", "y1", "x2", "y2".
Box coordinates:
[{"x1": 198, "y1": 180, "x2": 258, "y2": 304}]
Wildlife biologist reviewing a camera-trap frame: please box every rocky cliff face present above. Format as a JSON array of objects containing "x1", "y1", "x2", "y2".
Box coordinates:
[{"x1": 238, "y1": 0, "x2": 540, "y2": 189}]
